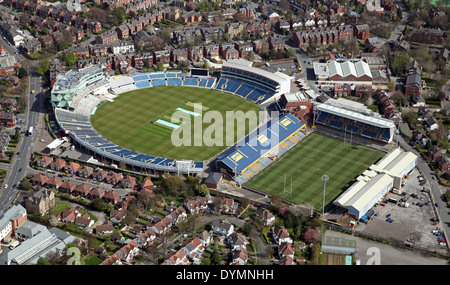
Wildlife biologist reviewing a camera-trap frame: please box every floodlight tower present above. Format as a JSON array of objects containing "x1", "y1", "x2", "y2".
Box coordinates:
[{"x1": 322, "y1": 175, "x2": 329, "y2": 217}]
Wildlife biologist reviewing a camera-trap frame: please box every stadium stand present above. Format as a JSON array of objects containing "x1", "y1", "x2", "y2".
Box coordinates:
[
  {"x1": 166, "y1": 78, "x2": 183, "y2": 86},
  {"x1": 56, "y1": 107, "x2": 203, "y2": 174},
  {"x1": 220, "y1": 59, "x2": 291, "y2": 104},
  {"x1": 315, "y1": 101, "x2": 395, "y2": 143},
  {"x1": 151, "y1": 79, "x2": 167, "y2": 87},
  {"x1": 149, "y1": 72, "x2": 166, "y2": 80},
  {"x1": 135, "y1": 81, "x2": 151, "y2": 88},
  {"x1": 183, "y1": 77, "x2": 198, "y2": 87},
  {"x1": 215, "y1": 113, "x2": 310, "y2": 185}
]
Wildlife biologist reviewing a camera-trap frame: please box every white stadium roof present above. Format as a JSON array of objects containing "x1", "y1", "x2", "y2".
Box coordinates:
[
  {"x1": 317, "y1": 102, "x2": 395, "y2": 129},
  {"x1": 222, "y1": 59, "x2": 292, "y2": 84}
]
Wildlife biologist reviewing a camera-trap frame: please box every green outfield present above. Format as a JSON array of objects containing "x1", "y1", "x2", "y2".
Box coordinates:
[
  {"x1": 90, "y1": 86, "x2": 260, "y2": 161},
  {"x1": 245, "y1": 133, "x2": 385, "y2": 210}
]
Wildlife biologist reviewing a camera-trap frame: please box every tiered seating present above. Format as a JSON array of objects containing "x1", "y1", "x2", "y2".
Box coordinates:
[
  {"x1": 223, "y1": 79, "x2": 241, "y2": 94},
  {"x1": 316, "y1": 111, "x2": 391, "y2": 143},
  {"x1": 167, "y1": 78, "x2": 182, "y2": 86},
  {"x1": 166, "y1": 72, "x2": 182, "y2": 78},
  {"x1": 135, "y1": 81, "x2": 150, "y2": 88},
  {"x1": 215, "y1": 78, "x2": 227, "y2": 90},
  {"x1": 198, "y1": 78, "x2": 208, "y2": 88},
  {"x1": 234, "y1": 83, "x2": 255, "y2": 98},
  {"x1": 246, "y1": 88, "x2": 272, "y2": 104},
  {"x1": 183, "y1": 77, "x2": 198, "y2": 86},
  {"x1": 149, "y1": 72, "x2": 166, "y2": 80},
  {"x1": 151, "y1": 79, "x2": 166, "y2": 87},
  {"x1": 216, "y1": 113, "x2": 306, "y2": 185},
  {"x1": 133, "y1": 74, "x2": 149, "y2": 82},
  {"x1": 205, "y1": 78, "x2": 215, "y2": 88}
]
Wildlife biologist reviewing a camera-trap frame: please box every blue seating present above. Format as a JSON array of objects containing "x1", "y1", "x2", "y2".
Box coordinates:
[
  {"x1": 166, "y1": 72, "x2": 181, "y2": 78},
  {"x1": 183, "y1": 78, "x2": 198, "y2": 86},
  {"x1": 235, "y1": 83, "x2": 255, "y2": 98},
  {"x1": 215, "y1": 78, "x2": 227, "y2": 90},
  {"x1": 167, "y1": 78, "x2": 182, "y2": 86},
  {"x1": 149, "y1": 73, "x2": 166, "y2": 80},
  {"x1": 151, "y1": 79, "x2": 166, "y2": 87},
  {"x1": 223, "y1": 80, "x2": 241, "y2": 93},
  {"x1": 133, "y1": 74, "x2": 149, "y2": 82},
  {"x1": 136, "y1": 81, "x2": 150, "y2": 88},
  {"x1": 206, "y1": 78, "x2": 215, "y2": 88}
]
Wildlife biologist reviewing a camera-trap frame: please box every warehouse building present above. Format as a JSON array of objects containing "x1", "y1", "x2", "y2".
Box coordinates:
[
  {"x1": 313, "y1": 59, "x2": 372, "y2": 85},
  {"x1": 333, "y1": 148, "x2": 417, "y2": 219},
  {"x1": 369, "y1": 148, "x2": 417, "y2": 189}
]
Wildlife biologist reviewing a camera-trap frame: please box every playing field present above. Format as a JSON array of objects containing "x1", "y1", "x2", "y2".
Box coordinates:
[
  {"x1": 245, "y1": 133, "x2": 385, "y2": 210},
  {"x1": 90, "y1": 86, "x2": 261, "y2": 161}
]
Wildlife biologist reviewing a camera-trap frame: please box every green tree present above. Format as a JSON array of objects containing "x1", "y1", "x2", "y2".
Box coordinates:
[
  {"x1": 20, "y1": 179, "x2": 33, "y2": 191},
  {"x1": 18, "y1": 67, "x2": 28, "y2": 79},
  {"x1": 391, "y1": 52, "x2": 410, "y2": 76},
  {"x1": 64, "y1": 51, "x2": 77, "y2": 68},
  {"x1": 165, "y1": 175, "x2": 184, "y2": 195},
  {"x1": 90, "y1": 198, "x2": 107, "y2": 211},
  {"x1": 210, "y1": 244, "x2": 222, "y2": 265},
  {"x1": 111, "y1": 7, "x2": 126, "y2": 25},
  {"x1": 37, "y1": 257, "x2": 51, "y2": 265},
  {"x1": 36, "y1": 59, "x2": 50, "y2": 78},
  {"x1": 156, "y1": 62, "x2": 164, "y2": 71},
  {"x1": 197, "y1": 184, "x2": 209, "y2": 196}
]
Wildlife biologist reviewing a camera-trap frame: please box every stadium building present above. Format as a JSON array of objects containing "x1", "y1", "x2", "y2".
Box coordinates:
[
  {"x1": 50, "y1": 65, "x2": 106, "y2": 108},
  {"x1": 313, "y1": 60, "x2": 372, "y2": 85},
  {"x1": 216, "y1": 59, "x2": 292, "y2": 104},
  {"x1": 215, "y1": 113, "x2": 310, "y2": 185},
  {"x1": 53, "y1": 64, "x2": 296, "y2": 177},
  {"x1": 314, "y1": 98, "x2": 396, "y2": 143},
  {"x1": 334, "y1": 148, "x2": 417, "y2": 220}
]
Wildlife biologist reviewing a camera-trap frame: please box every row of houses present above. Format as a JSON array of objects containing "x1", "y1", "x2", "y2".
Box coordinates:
[
  {"x1": 428, "y1": 146, "x2": 450, "y2": 172},
  {"x1": 50, "y1": 32, "x2": 289, "y2": 81},
  {"x1": 103, "y1": 0, "x2": 157, "y2": 13},
  {"x1": 272, "y1": 226, "x2": 296, "y2": 265},
  {"x1": 29, "y1": 172, "x2": 138, "y2": 206},
  {"x1": 172, "y1": 19, "x2": 272, "y2": 46},
  {"x1": 293, "y1": 24, "x2": 365, "y2": 49},
  {"x1": 34, "y1": 155, "x2": 153, "y2": 190}
]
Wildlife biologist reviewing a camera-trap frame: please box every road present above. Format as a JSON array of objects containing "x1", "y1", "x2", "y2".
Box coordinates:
[
  {"x1": 0, "y1": 70, "x2": 42, "y2": 212},
  {"x1": 387, "y1": 0, "x2": 410, "y2": 44}
]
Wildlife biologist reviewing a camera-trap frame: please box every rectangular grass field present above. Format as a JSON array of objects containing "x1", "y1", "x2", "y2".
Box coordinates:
[{"x1": 245, "y1": 133, "x2": 385, "y2": 210}]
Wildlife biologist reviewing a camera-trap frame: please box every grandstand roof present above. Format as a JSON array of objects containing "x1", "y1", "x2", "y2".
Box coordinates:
[
  {"x1": 370, "y1": 148, "x2": 417, "y2": 178},
  {"x1": 216, "y1": 113, "x2": 304, "y2": 174},
  {"x1": 222, "y1": 59, "x2": 291, "y2": 85},
  {"x1": 316, "y1": 103, "x2": 395, "y2": 129},
  {"x1": 335, "y1": 173, "x2": 393, "y2": 212}
]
